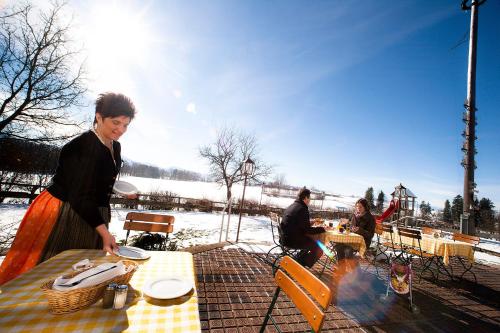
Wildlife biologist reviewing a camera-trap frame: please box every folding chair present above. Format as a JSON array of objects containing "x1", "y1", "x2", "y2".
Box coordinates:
[
  {"x1": 381, "y1": 224, "x2": 404, "y2": 263},
  {"x1": 260, "y1": 256, "x2": 332, "y2": 333},
  {"x1": 418, "y1": 228, "x2": 452, "y2": 281},
  {"x1": 123, "y1": 212, "x2": 175, "y2": 250},
  {"x1": 452, "y1": 232, "x2": 480, "y2": 283},
  {"x1": 397, "y1": 227, "x2": 436, "y2": 282},
  {"x1": 363, "y1": 223, "x2": 390, "y2": 277},
  {"x1": 265, "y1": 212, "x2": 300, "y2": 272}
]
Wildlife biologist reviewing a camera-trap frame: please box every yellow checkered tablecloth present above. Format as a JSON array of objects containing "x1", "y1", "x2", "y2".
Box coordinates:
[
  {"x1": 320, "y1": 230, "x2": 367, "y2": 257},
  {"x1": 382, "y1": 231, "x2": 475, "y2": 266},
  {"x1": 0, "y1": 250, "x2": 201, "y2": 333}
]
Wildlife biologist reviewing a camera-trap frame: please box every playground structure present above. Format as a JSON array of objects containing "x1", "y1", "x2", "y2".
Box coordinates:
[{"x1": 376, "y1": 183, "x2": 417, "y2": 225}]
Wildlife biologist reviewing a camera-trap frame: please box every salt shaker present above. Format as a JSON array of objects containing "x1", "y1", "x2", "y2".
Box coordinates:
[
  {"x1": 113, "y1": 284, "x2": 128, "y2": 310},
  {"x1": 102, "y1": 283, "x2": 117, "y2": 309}
]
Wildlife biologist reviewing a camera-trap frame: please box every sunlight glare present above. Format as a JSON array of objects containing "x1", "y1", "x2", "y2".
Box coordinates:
[{"x1": 84, "y1": 2, "x2": 155, "y2": 94}]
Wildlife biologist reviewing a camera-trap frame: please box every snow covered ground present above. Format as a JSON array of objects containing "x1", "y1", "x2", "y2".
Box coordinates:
[
  {"x1": 0, "y1": 204, "x2": 276, "y2": 250},
  {"x1": 1, "y1": 201, "x2": 499, "y2": 267},
  {"x1": 1, "y1": 177, "x2": 499, "y2": 266},
  {"x1": 119, "y1": 175, "x2": 360, "y2": 210}
]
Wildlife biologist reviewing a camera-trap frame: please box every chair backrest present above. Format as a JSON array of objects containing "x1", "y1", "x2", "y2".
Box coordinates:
[
  {"x1": 422, "y1": 226, "x2": 440, "y2": 236},
  {"x1": 269, "y1": 212, "x2": 281, "y2": 224},
  {"x1": 269, "y1": 212, "x2": 281, "y2": 246},
  {"x1": 270, "y1": 212, "x2": 287, "y2": 245},
  {"x1": 276, "y1": 256, "x2": 332, "y2": 332},
  {"x1": 452, "y1": 232, "x2": 480, "y2": 246},
  {"x1": 397, "y1": 227, "x2": 424, "y2": 259},
  {"x1": 398, "y1": 227, "x2": 421, "y2": 240},
  {"x1": 123, "y1": 212, "x2": 175, "y2": 234},
  {"x1": 380, "y1": 223, "x2": 398, "y2": 249},
  {"x1": 381, "y1": 224, "x2": 394, "y2": 234}
]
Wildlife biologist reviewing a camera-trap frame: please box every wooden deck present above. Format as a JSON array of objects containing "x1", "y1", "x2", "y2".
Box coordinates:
[{"x1": 192, "y1": 246, "x2": 500, "y2": 332}]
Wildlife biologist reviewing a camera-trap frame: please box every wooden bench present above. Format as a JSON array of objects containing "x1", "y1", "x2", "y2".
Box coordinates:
[{"x1": 123, "y1": 212, "x2": 175, "y2": 250}]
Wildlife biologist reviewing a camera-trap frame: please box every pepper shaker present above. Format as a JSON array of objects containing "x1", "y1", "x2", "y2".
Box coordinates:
[
  {"x1": 102, "y1": 283, "x2": 117, "y2": 309},
  {"x1": 113, "y1": 284, "x2": 128, "y2": 310}
]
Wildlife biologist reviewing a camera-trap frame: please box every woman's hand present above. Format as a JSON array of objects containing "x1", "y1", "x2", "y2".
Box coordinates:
[
  {"x1": 102, "y1": 232, "x2": 118, "y2": 255},
  {"x1": 96, "y1": 224, "x2": 119, "y2": 255},
  {"x1": 351, "y1": 226, "x2": 359, "y2": 232}
]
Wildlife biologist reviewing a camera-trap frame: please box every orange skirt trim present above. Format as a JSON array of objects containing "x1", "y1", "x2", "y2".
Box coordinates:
[{"x1": 0, "y1": 190, "x2": 62, "y2": 286}]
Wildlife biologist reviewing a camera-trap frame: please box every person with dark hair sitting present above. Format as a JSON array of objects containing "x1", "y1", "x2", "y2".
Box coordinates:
[
  {"x1": 336, "y1": 198, "x2": 376, "y2": 261},
  {"x1": 280, "y1": 187, "x2": 326, "y2": 268}
]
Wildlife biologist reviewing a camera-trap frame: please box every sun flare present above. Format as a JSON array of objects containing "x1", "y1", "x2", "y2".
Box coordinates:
[{"x1": 83, "y1": 2, "x2": 155, "y2": 94}]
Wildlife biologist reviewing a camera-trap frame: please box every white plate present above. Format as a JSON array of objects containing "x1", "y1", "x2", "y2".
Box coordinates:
[
  {"x1": 143, "y1": 277, "x2": 193, "y2": 299},
  {"x1": 114, "y1": 246, "x2": 151, "y2": 260},
  {"x1": 113, "y1": 180, "x2": 138, "y2": 196}
]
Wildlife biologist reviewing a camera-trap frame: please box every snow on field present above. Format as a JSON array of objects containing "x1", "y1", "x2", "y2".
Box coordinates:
[
  {"x1": 1, "y1": 177, "x2": 499, "y2": 266},
  {"x1": 0, "y1": 204, "x2": 277, "y2": 249},
  {"x1": 120, "y1": 176, "x2": 359, "y2": 210},
  {"x1": 1, "y1": 200, "x2": 499, "y2": 266}
]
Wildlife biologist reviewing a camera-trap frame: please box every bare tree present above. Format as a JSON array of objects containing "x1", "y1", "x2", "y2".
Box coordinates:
[
  {"x1": 271, "y1": 173, "x2": 287, "y2": 188},
  {"x1": 199, "y1": 126, "x2": 273, "y2": 201},
  {"x1": 0, "y1": 1, "x2": 87, "y2": 142}
]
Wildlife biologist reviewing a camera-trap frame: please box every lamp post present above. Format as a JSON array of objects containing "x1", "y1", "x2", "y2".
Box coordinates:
[{"x1": 235, "y1": 157, "x2": 255, "y2": 242}]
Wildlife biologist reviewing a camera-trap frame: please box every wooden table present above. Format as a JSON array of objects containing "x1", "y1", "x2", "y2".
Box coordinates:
[
  {"x1": 0, "y1": 249, "x2": 201, "y2": 332},
  {"x1": 319, "y1": 230, "x2": 367, "y2": 257},
  {"x1": 383, "y1": 231, "x2": 475, "y2": 266}
]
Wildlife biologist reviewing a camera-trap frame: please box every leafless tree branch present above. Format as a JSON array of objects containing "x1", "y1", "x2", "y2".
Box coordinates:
[
  {"x1": 199, "y1": 126, "x2": 273, "y2": 201},
  {"x1": 0, "y1": 0, "x2": 88, "y2": 143}
]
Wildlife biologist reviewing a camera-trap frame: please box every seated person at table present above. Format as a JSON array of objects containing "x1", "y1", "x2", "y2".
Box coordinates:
[
  {"x1": 336, "y1": 198, "x2": 376, "y2": 261},
  {"x1": 280, "y1": 188, "x2": 326, "y2": 268}
]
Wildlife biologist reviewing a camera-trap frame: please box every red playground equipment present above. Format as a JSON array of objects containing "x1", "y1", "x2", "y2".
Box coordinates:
[
  {"x1": 375, "y1": 183, "x2": 417, "y2": 224},
  {"x1": 376, "y1": 199, "x2": 399, "y2": 224}
]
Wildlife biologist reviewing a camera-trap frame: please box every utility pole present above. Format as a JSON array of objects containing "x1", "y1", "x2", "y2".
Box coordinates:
[{"x1": 460, "y1": 0, "x2": 486, "y2": 235}]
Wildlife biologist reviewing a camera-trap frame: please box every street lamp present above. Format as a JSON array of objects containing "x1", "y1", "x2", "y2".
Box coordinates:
[{"x1": 235, "y1": 157, "x2": 255, "y2": 242}]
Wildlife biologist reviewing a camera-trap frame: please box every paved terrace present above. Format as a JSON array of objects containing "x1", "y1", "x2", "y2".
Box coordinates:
[{"x1": 188, "y1": 244, "x2": 500, "y2": 333}]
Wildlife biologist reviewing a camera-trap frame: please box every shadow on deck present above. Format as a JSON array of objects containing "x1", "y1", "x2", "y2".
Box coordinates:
[{"x1": 192, "y1": 245, "x2": 500, "y2": 333}]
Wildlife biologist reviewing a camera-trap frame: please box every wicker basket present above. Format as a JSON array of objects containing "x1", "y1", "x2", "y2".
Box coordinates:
[{"x1": 40, "y1": 260, "x2": 138, "y2": 314}]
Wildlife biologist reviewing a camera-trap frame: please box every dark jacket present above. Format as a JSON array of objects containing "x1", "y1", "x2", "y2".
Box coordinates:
[
  {"x1": 351, "y1": 212, "x2": 376, "y2": 248},
  {"x1": 47, "y1": 131, "x2": 121, "y2": 228},
  {"x1": 280, "y1": 199, "x2": 325, "y2": 248}
]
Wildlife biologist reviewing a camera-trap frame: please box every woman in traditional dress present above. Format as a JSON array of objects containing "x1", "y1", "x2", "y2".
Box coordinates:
[{"x1": 0, "y1": 93, "x2": 136, "y2": 285}]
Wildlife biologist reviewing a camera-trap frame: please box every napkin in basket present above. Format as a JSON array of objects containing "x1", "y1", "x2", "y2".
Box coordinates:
[{"x1": 52, "y1": 261, "x2": 128, "y2": 291}]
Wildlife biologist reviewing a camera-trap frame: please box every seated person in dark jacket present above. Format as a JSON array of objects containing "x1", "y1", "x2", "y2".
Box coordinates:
[
  {"x1": 280, "y1": 188, "x2": 325, "y2": 268},
  {"x1": 336, "y1": 198, "x2": 376, "y2": 260}
]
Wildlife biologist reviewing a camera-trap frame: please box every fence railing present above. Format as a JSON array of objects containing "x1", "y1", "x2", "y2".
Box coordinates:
[{"x1": 0, "y1": 183, "x2": 352, "y2": 219}]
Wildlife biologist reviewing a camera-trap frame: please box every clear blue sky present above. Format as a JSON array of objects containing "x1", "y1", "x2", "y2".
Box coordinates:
[{"x1": 68, "y1": 0, "x2": 500, "y2": 208}]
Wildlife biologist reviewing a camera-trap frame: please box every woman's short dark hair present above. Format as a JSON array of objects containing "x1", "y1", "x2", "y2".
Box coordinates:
[
  {"x1": 94, "y1": 92, "x2": 136, "y2": 124},
  {"x1": 356, "y1": 198, "x2": 371, "y2": 212},
  {"x1": 297, "y1": 187, "x2": 311, "y2": 201}
]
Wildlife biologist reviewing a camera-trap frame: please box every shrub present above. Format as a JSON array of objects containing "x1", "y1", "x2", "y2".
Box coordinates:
[
  {"x1": 0, "y1": 221, "x2": 18, "y2": 256},
  {"x1": 198, "y1": 199, "x2": 213, "y2": 212},
  {"x1": 235, "y1": 198, "x2": 260, "y2": 216},
  {"x1": 129, "y1": 232, "x2": 178, "y2": 251},
  {"x1": 183, "y1": 199, "x2": 196, "y2": 211},
  {"x1": 142, "y1": 190, "x2": 177, "y2": 210}
]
